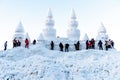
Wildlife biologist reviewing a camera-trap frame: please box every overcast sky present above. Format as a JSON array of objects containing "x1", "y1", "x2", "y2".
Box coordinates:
[{"x1": 0, "y1": 0, "x2": 120, "y2": 50}]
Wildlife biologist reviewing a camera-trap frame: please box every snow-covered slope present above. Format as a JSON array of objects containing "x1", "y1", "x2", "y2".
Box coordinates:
[{"x1": 0, "y1": 44, "x2": 120, "y2": 80}]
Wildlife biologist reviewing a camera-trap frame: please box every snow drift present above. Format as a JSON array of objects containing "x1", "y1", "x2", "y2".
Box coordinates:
[{"x1": 0, "y1": 44, "x2": 120, "y2": 80}]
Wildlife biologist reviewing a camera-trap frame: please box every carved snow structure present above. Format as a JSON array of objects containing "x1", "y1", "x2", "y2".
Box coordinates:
[
  {"x1": 13, "y1": 9, "x2": 112, "y2": 51},
  {"x1": 13, "y1": 22, "x2": 25, "y2": 43},
  {"x1": 67, "y1": 9, "x2": 80, "y2": 41},
  {"x1": 42, "y1": 8, "x2": 56, "y2": 41},
  {"x1": 96, "y1": 23, "x2": 108, "y2": 41},
  {"x1": 82, "y1": 33, "x2": 89, "y2": 41}
]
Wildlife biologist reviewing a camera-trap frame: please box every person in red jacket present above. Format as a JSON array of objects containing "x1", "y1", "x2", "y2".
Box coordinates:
[{"x1": 25, "y1": 38, "x2": 29, "y2": 48}]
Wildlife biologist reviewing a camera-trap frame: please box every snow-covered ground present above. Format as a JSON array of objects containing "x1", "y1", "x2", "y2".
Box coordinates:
[{"x1": 0, "y1": 43, "x2": 120, "y2": 80}]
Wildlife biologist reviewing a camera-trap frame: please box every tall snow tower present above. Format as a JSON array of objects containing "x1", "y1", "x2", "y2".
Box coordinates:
[
  {"x1": 13, "y1": 21, "x2": 25, "y2": 42},
  {"x1": 96, "y1": 23, "x2": 108, "y2": 41},
  {"x1": 67, "y1": 9, "x2": 80, "y2": 41},
  {"x1": 42, "y1": 8, "x2": 56, "y2": 41}
]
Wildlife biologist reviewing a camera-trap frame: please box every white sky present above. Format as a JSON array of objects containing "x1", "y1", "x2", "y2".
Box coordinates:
[{"x1": 0, "y1": 0, "x2": 120, "y2": 50}]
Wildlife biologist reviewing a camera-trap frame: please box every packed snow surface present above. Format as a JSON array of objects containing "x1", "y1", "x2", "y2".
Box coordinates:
[{"x1": 0, "y1": 44, "x2": 120, "y2": 80}]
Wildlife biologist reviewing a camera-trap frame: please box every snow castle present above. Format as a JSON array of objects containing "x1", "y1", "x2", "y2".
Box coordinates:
[{"x1": 13, "y1": 9, "x2": 109, "y2": 51}]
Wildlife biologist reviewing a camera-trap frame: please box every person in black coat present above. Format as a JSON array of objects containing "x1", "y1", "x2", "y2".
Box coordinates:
[
  {"x1": 50, "y1": 41, "x2": 54, "y2": 50},
  {"x1": 13, "y1": 38, "x2": 17, "y2": 48},
  {"x1": 74, "y1": 41, "x2": 80, "y2": 50},
  {"x1": 4, "y1": 41, "x2": 7, "y2": 51},
  {"x1": 59, "y1": 42, "x2": 64, "y2": 51},
  {"x1": 91, "y1": 38, "x2": 95, "y2": 49},
  {"x1": 17, "y1": 40, "x2": 21, "y2": 46},
  {"x1": 76, "y1": 41, "x2": 80, "y2": 50},
  {"x1": 111, "y1": 40, "x2": 114, "y2": 48},
  {"x1": 98, "y1": 40, "x2": 103, "y2": 50},
  {"x1": 105, "y1": 41, "x2": 108, "y2": 51},
  {"x1": 65, "y1": 43, "x2": 69, "y2": 52},
  {"x1": 33, "y1": 39, "x2": 36, "y2": 45},
  {"x1": 86, "y1": 40, "x2": 89, "y2": 50},
  {"x1": 74, "y1": 43, "x2": 77, "y2": 50}
]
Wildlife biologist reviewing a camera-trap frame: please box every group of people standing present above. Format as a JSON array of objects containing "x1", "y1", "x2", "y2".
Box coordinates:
[
  {"x1": 86, "y1": 38, "x2": 95, "y2": 49},
  {"x1": 74, "y1": 41, "x2": 80, "y2": 50},
  {"x1": 98, "y1": 39, "x2": 114, "y2": 50},
  {"x1": 13, "y1": 39, "x2": 21, "y2": 48},
  {"x1": 3, "y1": 38, "x2": 114, "y2": 51},
  {"x1": 50, "y1": 41, "x2": 70, "y2": 52},
  {"x1": 4, "y1": 39, "x2": 21, "y2": 51},
  {"x1": 50, "y1": 39, "x2": 114, "y2": 52},
  {"x1": 4, "y1": 38, "x2": 37, "y2": 51},
  {"x1": 86, "y1": 39, "x2": 114, "y2": 50},
  {"x1": 50, "y1": 41, "x2": 80, "y2": 52},
  {"x1": 105, "y1": 40, "x2": 114, "y2": 50},
  {"x1": 13, "y1": 38, "x2": 30, "y2": 48}
]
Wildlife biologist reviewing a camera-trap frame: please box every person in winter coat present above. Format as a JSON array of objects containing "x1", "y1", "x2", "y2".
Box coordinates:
[
  {"x1": 98, "y1": 40, "x2": 103, "y2": 50},
  {"x1": 50, "y1": 41, "x2": 54, "y2": 50},
  {"x1": 105, "y1": 41, "x2": 109, "y2": 51},
  {"x1": 17, "y1": 40, "x2": 21, "y2": 46},
  {"x1": 108, "y1": 39, "x2": 111, "y2": 48},
  {"x1": 59, "y1": 42, "x2": 64, "y2": 51},
  {"x1": 88, "y1": 41, "x2": 92, "y2": 49},
  {"x1": 76, "y1": 41, "x2": 80, "y2": 50},
  {"x1": 65, "y1": 43, "x2": 69, "y2": 52},
  {"x1": 13, "y1": 38, "x2": 17, "y2": 48},
  {"x1": 74, "y1": 43, "x2": 77, "y2": 50},
  {"x1": 91, "y1": 38, "x2": 95, "y2": 49},
  {"x1": 25, "y1": 38, "x2": 29, "y2": 48},
  {"x1": 4, "y1": 41, "x2": 7, "y2": 51},
  {"x1": 74, "y1": 41, "x2": 80, "y2": 50},
  {"x1": 86, "y1": 40, "x2": 89, "y2": 49},
  {"x1": 33, "y1": 39, "x2": 36, "y2": 45},
  {"x1": 111, "y1": 40, "x2": 114, "y2": 48}
]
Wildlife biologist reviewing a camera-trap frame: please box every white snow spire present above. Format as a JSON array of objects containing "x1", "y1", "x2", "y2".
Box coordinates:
[
  {"x1": 45, "y1": 8, "x2": 54, "y2": 27},
  {"x1": 67, "y1": 9, "x2": 80, "y2": 41},
  {"x1": 98, "y1": 22, "x2": 106, "y2": 33},
  {"x1": 71, "y1": 9, "x2": 76, "y2": 19},
  {"x1": 15, "y1": 21, "x2": 25, "y2": 33},
  {"x1": 37, "y1": 34, "x2": 45, "y2": 45},
  {"x1": 47, "y1": 8, "x2": 53, "y2": 19},
  {"x1": 82, "y1": 33, "x2": 89, "y2": 41},
  {"x1": 42, "y1": 8, "x2": 56, "y2": 41},
  {"x1": 96, "y1": 22, "x2": 108, "y2": 41},
  {"x1": 13, "y1": 21, "x2": 25, "y2": 46},
  {"x1": 37, "y1": 33, "x2": 44, "y2": 41},
  {"x1": 69, "y1": 9, "x2": 78, "y2": 28}
]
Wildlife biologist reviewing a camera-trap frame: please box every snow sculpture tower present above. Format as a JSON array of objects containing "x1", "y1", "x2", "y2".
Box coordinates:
[
  {"x1": 67, "y1": 9, "x2": 80, "y2": 41},
  {"x1": 42, "y1": 8, "x2": 56, "y2": 41},
  {"x1": 13, "y1": 21, "x2": 25, "y2": 42},
  {"x1": 96, "y1": 23, "x2": 108, "y2": 41},
  {"x1": 82, "y1": 33, "x2": 89, "y2": 41},
  {"x1": 37, "y1": 33, "x2": 44, "y2": 42},
  {"x1": 37, "y1": 33, "x2": 44, "y2": 45}
]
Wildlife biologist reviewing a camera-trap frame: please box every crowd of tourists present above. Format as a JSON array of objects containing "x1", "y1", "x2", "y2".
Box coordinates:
[
  {"x1": 50, "y1": 38, "x2": 114, "y2": 52},
  {"x1": 3, "y1": 38, "x2": 37, "y2": 51},
  {"x1": 3, "y1": 38, "x2": 114, "y2": 52}
]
